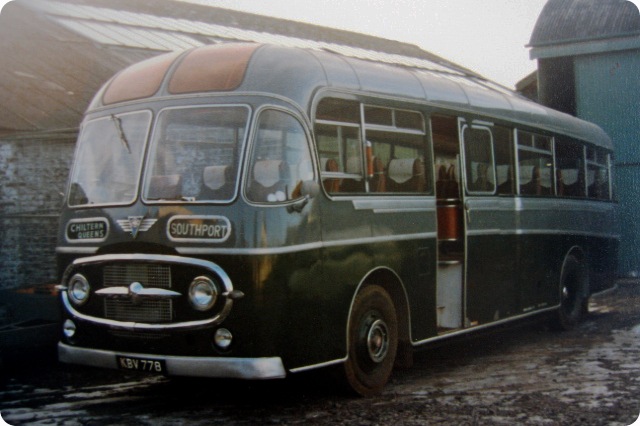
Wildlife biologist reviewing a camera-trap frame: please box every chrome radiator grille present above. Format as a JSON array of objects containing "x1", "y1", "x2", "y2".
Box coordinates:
[
  {"x1": 104, "y1": 299, "x2": 173, "y2": 323},
  {"x1": 103, "y1": 264, "x2": 171, "y2": 289},
  {"x1": 102, "y1": 264, "x2": 174, "y2": 323}
]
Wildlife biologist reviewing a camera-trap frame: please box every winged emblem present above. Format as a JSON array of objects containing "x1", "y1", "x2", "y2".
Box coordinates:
[{"x1": 116, "y1": 216, "x2": 157, "y2": 239}]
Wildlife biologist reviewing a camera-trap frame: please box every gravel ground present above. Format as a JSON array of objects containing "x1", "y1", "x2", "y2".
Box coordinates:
[{"x1": 1, "y1": 281, "x2": 639, "y2": 425}]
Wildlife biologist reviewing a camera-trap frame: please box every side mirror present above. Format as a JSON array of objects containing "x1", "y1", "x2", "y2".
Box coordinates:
[
  {"x1": 288, "y1": 180, "x2": 320, "y2": 213},
  {"x1": 300, "y1": 180, "x2": 320, "y2": 198}
]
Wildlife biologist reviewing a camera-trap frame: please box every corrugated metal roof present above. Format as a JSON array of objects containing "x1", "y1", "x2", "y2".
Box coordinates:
[
  {"x1": 34, "y1": 0, "x2": 469, "y2": 75},
  {"x1": 0, "y1": 0, "x2": 498, "y2": 136},
  {"x1": 530, "y1": 0, "x2": 640, "y2": 47}
]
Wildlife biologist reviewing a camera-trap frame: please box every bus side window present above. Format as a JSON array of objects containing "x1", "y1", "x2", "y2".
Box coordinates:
[
  {"x1": 463, "y1": 125, "x2": 496, "y2": 194},
  {"x1": 387, "y1": 158, "x2": 426, "y2": 192},
  {"x1": 517, "y1": 131, "x2": 553, "y2": 196},
  {"x1": 587, "y1": 147, "x2": 611, "y2": 200},
  {"x1": 367, "y1": 134, "x2": 429, "y2": 194},
  {"x1": 340, "y1": 148, "x2": 365, "y2": 193},
  {"x1": 555, "y1": 138, "x2": 585, "y2": 198},
  {"x1": 246, "y1": 110, "x2": 314, "y2": 203},
  {"x1": 494, "y1": 126, "x2": 515, "y2": 195}
]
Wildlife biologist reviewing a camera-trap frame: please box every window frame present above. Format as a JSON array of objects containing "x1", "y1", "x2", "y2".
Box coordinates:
[
  {"x1": 244, "y1": 106, "x2": 317, "y2": 205},
  {"x1": 461, "y1": 123, "x2": 497, "y2": 196},
  {"x1": 314, "y1": 96, "x2": 431, "y2": 196}
]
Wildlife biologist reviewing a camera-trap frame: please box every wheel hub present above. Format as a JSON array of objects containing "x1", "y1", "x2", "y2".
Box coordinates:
[{"x1": 366, "y1": 318, "x2": 389, "y2": 363}]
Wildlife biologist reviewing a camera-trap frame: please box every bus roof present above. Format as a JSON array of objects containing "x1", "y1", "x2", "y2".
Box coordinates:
[{"x1": 93, "y1": 43, "x2": 612, "y2": 150}]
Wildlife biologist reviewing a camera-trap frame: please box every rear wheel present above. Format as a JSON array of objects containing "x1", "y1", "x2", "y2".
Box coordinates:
[
  {"x1": 552, "y1": 255, "x2": 588, "y2": 331},
  {"x1": 343, "y1": 285, "x2": 398, "y2": 396}
]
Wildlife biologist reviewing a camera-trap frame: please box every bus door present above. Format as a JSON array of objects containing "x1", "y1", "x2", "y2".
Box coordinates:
[
  {"x1": 460, "y1": 121, "x2": 519, "y2": 326},
  {"x1": 432, "y1": 115, "x2": 465, "y2": 333}
]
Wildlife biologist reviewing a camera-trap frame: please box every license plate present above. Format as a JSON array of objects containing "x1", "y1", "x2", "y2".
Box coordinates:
[{"x1": 116, "y1": 355, "x2": 166, "y2": 374}]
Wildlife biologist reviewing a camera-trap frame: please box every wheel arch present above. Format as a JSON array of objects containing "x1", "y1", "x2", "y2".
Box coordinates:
[
  {"x1": 561, "y1": 245, "x2": 589, "y2": 297},
  {"x1": 346, "y1": 267, "x2": 411, "y2": 348}
]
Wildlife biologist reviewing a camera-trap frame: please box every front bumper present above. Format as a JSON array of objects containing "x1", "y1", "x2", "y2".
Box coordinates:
[{"x1": 58, "y1": 342, "x2": 287, "y2": 379}]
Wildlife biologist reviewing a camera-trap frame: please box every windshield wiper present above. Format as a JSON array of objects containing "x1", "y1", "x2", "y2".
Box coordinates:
[{"x1": 110, "y1": 114, "x2": 131, "y2": 154}]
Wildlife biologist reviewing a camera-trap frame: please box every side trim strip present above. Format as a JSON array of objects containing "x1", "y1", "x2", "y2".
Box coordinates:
[
  {"x1": 56, "y1": 246, "x2": 99, "y2": 254},
  {"x1": 58, "y1": 343, "x2": 287, "y2": 379},
  {"x1": 289, "y1": 357, "x2": 346, "y2": 373},
  {"x1": 467, "y1": 229, "x2": 620, "y2": 239},
  {"x1": 410, "y1": 306, "x2": 559, "y2": 347},
  {"x1": 177, "y1": 232, "x2": 436, "y2": 255}
]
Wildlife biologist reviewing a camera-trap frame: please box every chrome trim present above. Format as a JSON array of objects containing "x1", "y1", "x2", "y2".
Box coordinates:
[
  {"x1": 177, "y1": 241, "x2": 323, "y2": 256},
  {"x1": 410, "y1": 305, "x2": 560, "y2": 347},
  {"x1": 322, "y1": 232, "x2": 436, "y2": 248},
  {"x1": 116, "y1": 217, "x2": 157, "y2": 238},
  {"x1": 61, "y1": 254, "x2": 235, "y2": 330},
  {"x1": 352, "y1": 198, "x2": 436, "y2": 213},
  {"x1": 289, "y1": 358, "x2": 346, "y2": 373},
  {"x1": 467, "y1": 228, "x2": 620, "y2": 239},
  {"x1": 56, "y1": 246, "x2": 99, "y2": 254},
  {"x1": 511, "y1": 229, "x2": 620, "y2": 239},
  {"x1": 176, "y1": 232, "x2": 437, "y2": 255},
  {"x1": 95, "y1": 286, "x2": 181, "y2": 298},
  {"x1": 58, "y1": 343, "x2": 287, "y2": 379},
  {"x1": 62, "y1": 292, "x2": 222, "y2": 330}
]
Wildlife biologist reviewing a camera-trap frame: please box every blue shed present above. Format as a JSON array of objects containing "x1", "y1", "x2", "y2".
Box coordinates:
[{"x1": 529, "y1": 0, "x2": 640, "y2": 277}]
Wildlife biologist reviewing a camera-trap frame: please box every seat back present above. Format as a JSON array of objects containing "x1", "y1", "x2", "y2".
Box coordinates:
[
  {"x1": 147, "y1": 174, "x2": 182, "y2": 199},
  {"x1": 387, "y1": 158, "x2": 425, "y2": 193}
]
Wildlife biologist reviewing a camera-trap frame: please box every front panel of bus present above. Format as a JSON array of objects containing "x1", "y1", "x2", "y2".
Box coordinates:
[{"x1": 55, "y1": 94, "x2": 356, "y2": 374}]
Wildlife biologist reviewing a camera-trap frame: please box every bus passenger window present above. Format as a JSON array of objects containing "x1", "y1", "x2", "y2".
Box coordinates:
[
  {"x1": 367, "y1": 131, "x2": 429, "y2": 194},
  {"x1": 315, "y1": 98, "x2": 430, "y2": 195},
  {"x1": 340, "y1": 150, "x2": 366, "y2": 193},
  {"x1": 587, "y1": 147, "x2": 611, "y2": 200},
  {"x1": 517, "y1": 131, "x2": 553, "y2": 196},
  {"x1": 555, "y1": 139, "x2": 585, "y2": 198},
  {"x1": 315, "y1": 97, "x2": 364, "y2": 193},
  {"x1": 387, "y1": 158, "x2": 426, "y2": 192},
  {"x1": 463, "y1": 125, "x2": 496, "y2": 194},
  {"x1": 494, "y1": 126, "x2": 515, "y2": 195},
  {"x1": 246, "y1": 110, "x2": 314, "y2": 203}
]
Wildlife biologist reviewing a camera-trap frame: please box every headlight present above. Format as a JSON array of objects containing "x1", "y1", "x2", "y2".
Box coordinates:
[
  {"x1": 188, "y1": 276, "x2": 218, "y2": 311},
  {"x1": 68, "y1": 274, "x2": 90, "y2": 306}
]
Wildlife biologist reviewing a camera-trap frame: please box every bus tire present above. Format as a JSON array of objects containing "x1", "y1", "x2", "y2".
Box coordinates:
[
  {"x1": 552, "y1": 255, "x2": 588, "y2": 331},
  {"x1": 343, "y1": 285, "x2": 398, "y2": 396}
]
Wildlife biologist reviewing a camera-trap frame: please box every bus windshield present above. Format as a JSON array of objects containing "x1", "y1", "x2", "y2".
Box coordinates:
[
  {"x1": 68, "y1": 111, "x2": 152, "y2": 206},
  {"x1": 143, "y1": 106, "x2": 249, "y2": 202}
]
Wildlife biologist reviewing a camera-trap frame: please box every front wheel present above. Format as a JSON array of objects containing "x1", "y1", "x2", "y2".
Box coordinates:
[
  {"x1": 552, "y1": 255, "x2": 588, "y2": 331},
  {"x1": 343, "y1": 285, "x2": 398, "y2": 396}
]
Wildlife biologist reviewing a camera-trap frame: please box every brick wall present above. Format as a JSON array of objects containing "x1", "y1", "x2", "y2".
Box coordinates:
[{"x1": 0, "y1": 134, "x2": 77, "y2": 290}]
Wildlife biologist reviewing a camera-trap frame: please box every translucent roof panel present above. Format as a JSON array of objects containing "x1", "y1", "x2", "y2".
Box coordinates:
[
  {"x1": 57, "y1": 19, "x2": 148, "y2": 49},
  {"x1": 31, "y1": 0, "x2": 486, "y2": 81}
]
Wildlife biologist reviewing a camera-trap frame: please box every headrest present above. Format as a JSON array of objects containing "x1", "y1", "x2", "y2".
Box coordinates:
[
  {"x1": 388, "y1": 158, "x2": 418, "y2": 184},
  {"x1": 203, "y1": 165, "x2": 228, "y2": 190},
  {"x1": 346, "y1": 157, "x2": 362, "y2": 174},
  {"x1": 253, "y1": 160, "x2": 282, "y2": 188},
  {"x1": 321, "y1": 157, "x2": 339, "y2": 172}
]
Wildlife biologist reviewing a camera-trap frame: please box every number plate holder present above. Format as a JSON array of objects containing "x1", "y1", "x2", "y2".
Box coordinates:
[{"x1": 116, "y1": 355, "x2": 167, "y2": 374}]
